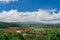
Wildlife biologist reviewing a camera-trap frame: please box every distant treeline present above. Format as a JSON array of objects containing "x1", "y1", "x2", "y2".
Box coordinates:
[{"x1": 0, "y1": 21, "x2": 60, "y2": 28}]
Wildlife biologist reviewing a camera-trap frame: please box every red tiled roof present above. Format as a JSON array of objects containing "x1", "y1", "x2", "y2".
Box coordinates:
[{"x1": 2, "y1": 28, "x2": 32, "y2": 33}]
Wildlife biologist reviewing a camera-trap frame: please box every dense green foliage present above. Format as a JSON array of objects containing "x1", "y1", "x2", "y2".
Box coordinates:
[
  {"x1": 0, "y1": 28, "x2": 60, "y2": 40},
  {"x1": 0, "y1": 22, "x2": 60, "y2": 40},
  {"x1": 23, "y1": 28, "x2": 60, "y2": 40},
  {"x1": 0, "y1": 31, "x2": 25, "y2": 40}
]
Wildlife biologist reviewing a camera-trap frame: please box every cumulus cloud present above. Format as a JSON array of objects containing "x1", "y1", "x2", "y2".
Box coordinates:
[
  {"x1": 0, "y1": 0, "x2": 18, "y2": 3},
  {"x1": 0, "y1": 9, "x2": 60, "y2": 24}
]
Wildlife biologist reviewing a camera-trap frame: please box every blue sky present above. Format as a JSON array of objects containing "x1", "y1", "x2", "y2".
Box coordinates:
[
  {"x1": 0, "y1": 0, "x2": 60, "y2": 12},
  {"x1": 0, "y1": 0, "x2": 60, "y2": 24}
]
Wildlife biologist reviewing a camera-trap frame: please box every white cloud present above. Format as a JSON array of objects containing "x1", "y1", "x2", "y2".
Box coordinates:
[
  {"x1": 0, "y1": 0, "x2": 18, "y2": 3},
  {"x1": 0, "y1": 9, "x2": 60, "y2": 24}
]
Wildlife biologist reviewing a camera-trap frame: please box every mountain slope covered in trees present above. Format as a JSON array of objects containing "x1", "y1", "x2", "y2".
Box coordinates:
[{"x1": 0, "y1": 21, "x2": 19, "y2": 28}]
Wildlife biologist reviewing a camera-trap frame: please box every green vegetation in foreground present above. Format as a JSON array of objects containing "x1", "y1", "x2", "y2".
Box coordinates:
[
  {"x1": 0, "y1": 22, "x2": 60, "y2": 40},
  {"x1": 0, "y1": 28, "x2": 60, "y2": 40}
]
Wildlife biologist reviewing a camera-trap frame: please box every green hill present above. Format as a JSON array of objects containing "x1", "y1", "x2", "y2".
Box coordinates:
[{"x1": 0, "y1": 22, "x2": 19, "y2": 28}]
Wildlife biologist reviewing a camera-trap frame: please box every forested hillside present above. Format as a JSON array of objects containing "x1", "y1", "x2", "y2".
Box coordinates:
[{"x1": 0, "y1": 22, "x2": 19, "y2": 28}]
